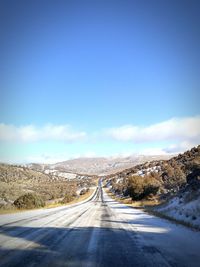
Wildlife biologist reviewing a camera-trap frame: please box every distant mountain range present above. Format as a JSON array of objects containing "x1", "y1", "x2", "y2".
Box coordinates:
[{"x1": 27, "y1": 155, "x2": 173, "y2": 175}]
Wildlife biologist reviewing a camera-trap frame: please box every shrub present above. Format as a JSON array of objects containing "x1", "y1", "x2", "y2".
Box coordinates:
[
  {"x1": 61, "y1": 194, "x2": 74, "y2": 203},
  {"x1": 61, "y1": 190, "x2": 77, "y2": 204},
  {"x1": 127, "y1": 175, "x2": 160, "y2": 200},
  {"x1": 127, "y1": 176, "x2": 144, "y2": 200},
  {"x1": 14, "y1": 193, "x2": 45, "y2": 209}
]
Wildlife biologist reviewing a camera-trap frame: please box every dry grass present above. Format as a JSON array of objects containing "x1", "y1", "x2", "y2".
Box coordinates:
[
  {"x1": 105, "y1": 189, "x2": 161, "y2": 208},
  {"x1": 0, "y1": 203, "x2": 47, "y2": 215},
  {"x1": 46, "y1": 188, "x2": 95, "y2": 208},
  {"x1": 0, "y1": 163, "x2": 97, "y2": 213},
  {"x1": 131, "y1": 199, "x2": 161, "y2": 207},
  {"x1": 0, "y1": 188, "x2": 96, "y2": 214},
  {"x1": 0, "y1": 164, "x2": 77, "y2": 202},
  {"x1": 0, "y1": 163, "x2": 96, "y2": 211},
  {"x1": 0, "y1": 207, "x2": 20, "y2": 215}
]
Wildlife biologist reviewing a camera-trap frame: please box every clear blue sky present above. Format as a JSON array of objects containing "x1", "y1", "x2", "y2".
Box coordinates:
[{"x1": 0, "y1": 0, "x2": 200, "y2": 163}]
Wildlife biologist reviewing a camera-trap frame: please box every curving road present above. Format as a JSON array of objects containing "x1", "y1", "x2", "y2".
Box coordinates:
[{"x1": 0, "y1": 181, "x2": 200, "y2": 267}]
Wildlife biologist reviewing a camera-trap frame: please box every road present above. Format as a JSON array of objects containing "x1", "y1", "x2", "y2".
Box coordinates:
[{"x1": 0, "y1": 182, "x2": 200, "y2": 267}]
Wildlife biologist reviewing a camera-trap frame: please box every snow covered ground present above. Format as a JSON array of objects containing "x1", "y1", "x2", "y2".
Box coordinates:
[{"x1": 155, "y1": 189, "x2": 200, "y2": 229}]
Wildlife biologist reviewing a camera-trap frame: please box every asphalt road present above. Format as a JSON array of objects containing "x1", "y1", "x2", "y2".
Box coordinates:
[{"x1": 0, "y1": 183, "x2": 200, "y2": 267}]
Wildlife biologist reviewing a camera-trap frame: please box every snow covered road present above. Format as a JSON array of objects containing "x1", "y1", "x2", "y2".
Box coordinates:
[{"x1": 0, "y1": 184, "x2": 200, "y2": 267}]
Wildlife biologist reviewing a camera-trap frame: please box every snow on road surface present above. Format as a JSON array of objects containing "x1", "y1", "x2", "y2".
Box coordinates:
[{"x1": 0, "y1": 184, "x2": 200, "y2": 267}]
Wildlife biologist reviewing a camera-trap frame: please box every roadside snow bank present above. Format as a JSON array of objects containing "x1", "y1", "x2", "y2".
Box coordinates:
[{"x1": 155, "y1": 189, "x2": 200, "y2": 229}]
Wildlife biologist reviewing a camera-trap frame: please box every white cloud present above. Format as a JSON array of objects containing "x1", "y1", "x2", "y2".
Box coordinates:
[
  {"x1": 140, "y1": 147, "x2": 169, "y2": 156},
  {"x1": 26, "y1": 153, "x2": 71, "y2": 164},
  {"x1": 0, "y1": 123, "x2": 87, "y2": 143},
  {"x1": 26, "y1": 151, "x2": 98, "y2": 164},
  {"x1": 106, "y1": 116, "x2": 200, "y2": 143},
  {"x1": 163, "y1": 141, "x2": 198, "y2": 154}
]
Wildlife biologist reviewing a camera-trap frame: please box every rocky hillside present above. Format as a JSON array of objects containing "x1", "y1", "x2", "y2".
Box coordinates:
[{"x1": 0, "y1": 164, "x2": 96, "y2": 209}]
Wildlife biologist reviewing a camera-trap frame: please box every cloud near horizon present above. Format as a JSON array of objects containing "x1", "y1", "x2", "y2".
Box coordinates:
[
  {"x1": 106, "y1": 116, "x2": 200, "y2": 144},
  {"x1": 0, "y1": 116, "x2": 200, "y2": 145},
  {"x1": 0, "y1": 115, "x2": 200, "y2": 164},
  {"x1": 0, "y1": 124, "x2": 87, "y2": 143}
]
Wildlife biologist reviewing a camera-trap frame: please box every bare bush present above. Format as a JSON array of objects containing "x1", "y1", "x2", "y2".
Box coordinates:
[
  {"x1": 127, "y1": 175, "x2": 160, "y2": 200},
  {"x1": 14, "y1": 193, "x2": 45, "y2": 209}
]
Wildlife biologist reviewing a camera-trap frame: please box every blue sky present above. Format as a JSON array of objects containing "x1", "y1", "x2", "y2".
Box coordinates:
[{"x1": 0, "y1": 0, "x2": 200, "y2": 163}]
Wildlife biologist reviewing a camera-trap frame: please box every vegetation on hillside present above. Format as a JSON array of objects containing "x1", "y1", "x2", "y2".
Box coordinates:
[
  {"x1": 105, "y1": 145, "x2": 200, "y2": 201},
  {"x1": 0, "y1": 164, "x2": 96, "y2": 210}
]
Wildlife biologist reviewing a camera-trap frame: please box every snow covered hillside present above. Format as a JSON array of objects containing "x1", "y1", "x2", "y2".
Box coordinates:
[{"x1": 155, "y1": 188, "x2": 200, "y2": 229}]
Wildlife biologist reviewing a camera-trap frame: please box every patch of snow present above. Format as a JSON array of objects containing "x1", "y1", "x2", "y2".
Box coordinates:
[
  {"x1": 44, "y1": 169, "x2": 77, "y2": 179},
  {"x1": 155, "y1": 190, "x2": 200, "y2": 229}
]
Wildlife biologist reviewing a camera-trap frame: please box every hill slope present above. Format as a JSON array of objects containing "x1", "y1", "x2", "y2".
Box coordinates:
[
  {"x1": 0, "y1": 164, "x2": 95, "y2": 209},
  {"x1": 27, "y1": 155, "x2": 173, "y2": 175},
  {"x1": 105, "y1": 145, "x2": 200, "y2": 228}
]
